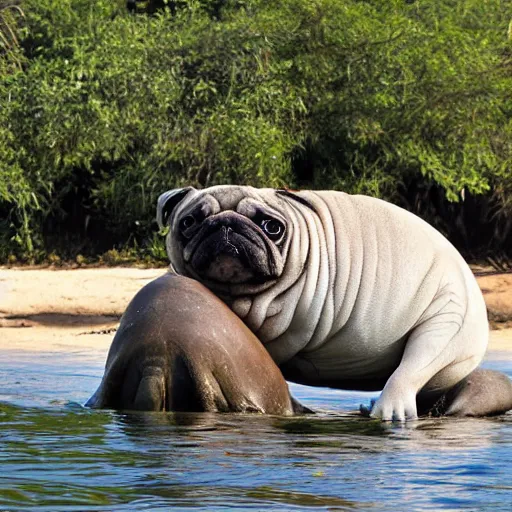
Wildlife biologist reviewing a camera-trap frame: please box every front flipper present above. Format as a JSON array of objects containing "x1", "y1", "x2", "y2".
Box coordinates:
[
  {"x1": 132, "y1": 366, "x2": 166, "y2": 411},
  {"x1": 85, "y1": 356, "x2": 168, "y2": 412}
]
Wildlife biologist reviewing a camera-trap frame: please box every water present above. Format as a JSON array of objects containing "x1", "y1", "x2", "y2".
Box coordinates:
[{"x1": 1, "y1": 341, "x2": 511, "y2": 511}]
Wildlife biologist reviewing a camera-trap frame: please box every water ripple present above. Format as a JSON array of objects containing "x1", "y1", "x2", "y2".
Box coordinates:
[{"x1": 0, "y1": 349, "x2": 511, "y2": 510}]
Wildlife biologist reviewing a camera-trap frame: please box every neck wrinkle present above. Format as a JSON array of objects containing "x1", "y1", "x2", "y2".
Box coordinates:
[
  {"x1": 243, "y1": 202, "x2": 310, "y2": 333},
  {"x1": 260, "y1": 196, "x2": 331, "y2": 363},
  {"x1": 325, "y1": 192, "x2": 364, "y2": 339}
]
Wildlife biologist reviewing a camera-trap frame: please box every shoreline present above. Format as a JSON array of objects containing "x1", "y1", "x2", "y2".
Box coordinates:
[{"x1": 1, "y1": 267, "x2": 512, "y2": 352}]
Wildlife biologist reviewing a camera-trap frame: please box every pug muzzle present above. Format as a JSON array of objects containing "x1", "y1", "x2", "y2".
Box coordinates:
[
  {"x1": 181, "y1": 211, "x2": 283, "y2": 284},
  {"x1": 157, "y1": 187, "x2": 287, "y2": 293}
]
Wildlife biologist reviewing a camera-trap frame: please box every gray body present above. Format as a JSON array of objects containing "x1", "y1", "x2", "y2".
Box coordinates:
[
  {"x1": 86, "y1": 272, "x2": 302, "y2": 414},
  {"x1": 157, "y1": 185, "x2": 500, "y2": 421},
  {"x1": 434, "y1": 368, "x2": 512, "y2": 417}
]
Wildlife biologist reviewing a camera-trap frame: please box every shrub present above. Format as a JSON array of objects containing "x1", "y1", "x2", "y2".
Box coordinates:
[{"x1": 0, "y1": 0, "x2": 511, "y2": 261}]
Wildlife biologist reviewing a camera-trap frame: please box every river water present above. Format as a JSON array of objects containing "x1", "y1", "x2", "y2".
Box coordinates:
[{"x1": 1, "y1": 339, "x2": 511, "y2": 511}]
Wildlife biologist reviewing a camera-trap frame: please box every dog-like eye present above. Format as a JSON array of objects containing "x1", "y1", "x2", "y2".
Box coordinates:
[
  {"x1": 261, "y1": 219, "x2": 284, "y2": 240},
  {"x1": 179, "y1": 215, "x2": 196, "y2": 232}
]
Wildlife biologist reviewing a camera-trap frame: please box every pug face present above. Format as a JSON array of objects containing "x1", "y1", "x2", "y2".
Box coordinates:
[{"x1": 157, "y1": 186, "x2": 295, "y2": 294}]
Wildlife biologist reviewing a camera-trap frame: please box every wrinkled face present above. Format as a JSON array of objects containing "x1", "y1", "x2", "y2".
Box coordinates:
[{"x1": 157, "y1": 186, "x2": 290, "y2": 292}]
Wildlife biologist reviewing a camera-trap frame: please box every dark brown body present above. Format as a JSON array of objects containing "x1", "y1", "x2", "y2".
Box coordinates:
[{"x1": 86, "y1": 272, "x2": 303, "y2": 414}]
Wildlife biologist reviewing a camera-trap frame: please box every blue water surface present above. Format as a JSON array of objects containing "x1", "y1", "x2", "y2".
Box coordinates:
[{"x1": 1, "y1": 342, "x2": 511, "y2": 511}]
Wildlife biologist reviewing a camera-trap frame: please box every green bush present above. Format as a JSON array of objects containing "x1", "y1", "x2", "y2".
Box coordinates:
[{"x1": 0, "y1": 0, "x2": 511, "y2": 262}]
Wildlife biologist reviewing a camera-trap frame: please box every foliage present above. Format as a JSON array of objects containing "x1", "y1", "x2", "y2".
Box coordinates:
[{"x1": 0, "y1": 0, "x2": 511, "y2": 262}]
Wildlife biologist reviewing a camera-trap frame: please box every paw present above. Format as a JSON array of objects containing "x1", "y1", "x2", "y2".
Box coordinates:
[{"x1": 369, "y1": 387, "x2": 418, "y2": 422}]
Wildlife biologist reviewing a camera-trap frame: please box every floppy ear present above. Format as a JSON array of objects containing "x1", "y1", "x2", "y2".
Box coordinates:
[
  {"x1": 276, "y1": 189, "x2": 316, "y2": 212},
  {"x1": 156, "y1": 187, "x2": 194, "y2": 229}
]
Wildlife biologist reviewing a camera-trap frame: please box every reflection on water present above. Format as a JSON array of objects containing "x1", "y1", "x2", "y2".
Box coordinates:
[{"x1": 0, "y1": 345, "x2": 511, "y2": 511}]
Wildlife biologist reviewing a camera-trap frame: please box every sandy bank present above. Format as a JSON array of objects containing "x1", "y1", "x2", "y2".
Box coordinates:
[
  {"x1": 1, "y1": 267, "x2": 511, "y2": 352},
  {"x1": 0, "y1": 267, "x2": 165, "y2": 320}
]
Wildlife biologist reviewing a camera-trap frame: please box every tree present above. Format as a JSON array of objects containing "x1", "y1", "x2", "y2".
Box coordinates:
[{"x1": 0, "y1": 0, "x2": 511, "y2": 262}]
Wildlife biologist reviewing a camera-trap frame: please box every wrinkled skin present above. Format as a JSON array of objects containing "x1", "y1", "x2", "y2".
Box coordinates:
[
  {"x1": 156, "y1": 185, "x2": 512, "y2": 421},
  {"x1": 87, "y1": 273, "x2": 307, "y2": 415}
]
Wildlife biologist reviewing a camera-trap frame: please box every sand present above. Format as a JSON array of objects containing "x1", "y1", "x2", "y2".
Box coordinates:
[{"x1": 1, "y1": 266, "x2": 511, "y2": 353}]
